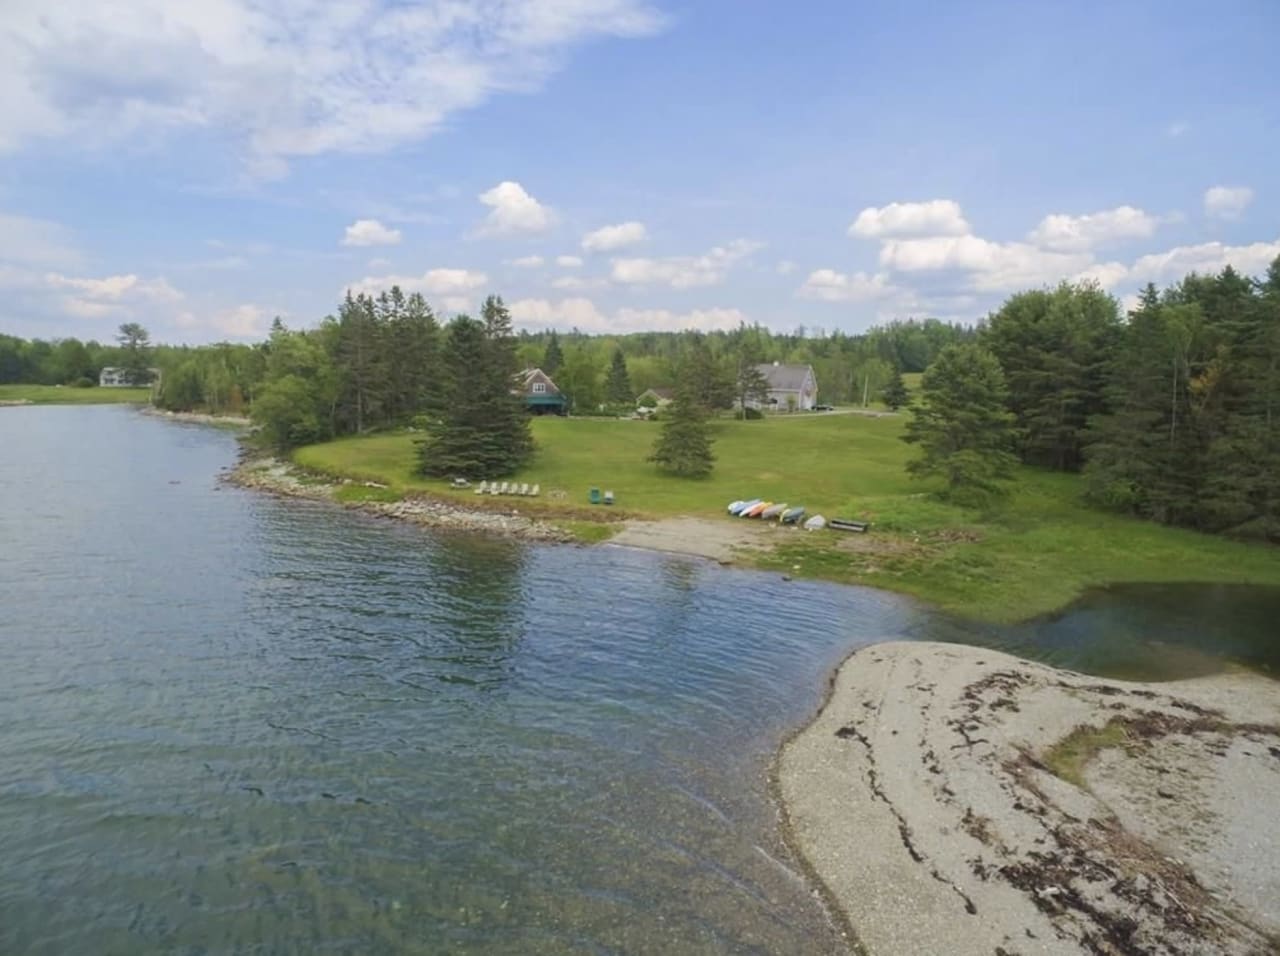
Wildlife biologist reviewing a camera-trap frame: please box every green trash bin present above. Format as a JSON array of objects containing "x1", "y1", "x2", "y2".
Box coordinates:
[{"x1": 589, "y1": 486, "x2": 601, "y2": 505}]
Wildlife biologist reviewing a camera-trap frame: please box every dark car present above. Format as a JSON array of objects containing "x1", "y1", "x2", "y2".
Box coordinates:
[{"x1": 813, "y1": 404, "x2": 834, "y2": 411}]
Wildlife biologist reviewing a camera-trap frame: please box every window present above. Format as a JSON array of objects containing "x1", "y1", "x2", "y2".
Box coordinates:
[{"x1": 532, "y1": 382, "x2": 546, "y2": 393}]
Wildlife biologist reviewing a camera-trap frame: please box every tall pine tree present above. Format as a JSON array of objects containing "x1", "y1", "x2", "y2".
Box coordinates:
[{"x1": 604, "y1": 347, "x2": 633, "y2": 405}]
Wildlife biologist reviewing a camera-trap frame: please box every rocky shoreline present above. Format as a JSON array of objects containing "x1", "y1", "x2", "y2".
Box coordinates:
[
  {"x1": 779, "y1": 641, "x2": 1280, "y2": 955},
  {"x1": 224, "y1": 455, "x2": 578, "y2": 543}
]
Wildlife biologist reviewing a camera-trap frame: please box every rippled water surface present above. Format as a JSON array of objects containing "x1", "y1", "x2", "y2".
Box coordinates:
[{"x1": 3, "y1": 406, "x2": 1277, "y2": 954}]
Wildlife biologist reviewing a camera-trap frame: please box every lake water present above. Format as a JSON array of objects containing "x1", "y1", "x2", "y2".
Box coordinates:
[{"x1": 2, "y1": 405, "x2": 1277, "y2": 954}]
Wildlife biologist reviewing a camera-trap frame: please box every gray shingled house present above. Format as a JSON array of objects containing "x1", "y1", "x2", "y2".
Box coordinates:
[{"x1": 753, "y1": 362, "x2": 818, "y2": 411}]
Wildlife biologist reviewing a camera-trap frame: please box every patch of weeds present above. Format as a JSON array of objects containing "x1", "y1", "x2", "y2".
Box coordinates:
[
  {"x1": 557, "y1": 520, "x2": 620, "y2": 544},
  {"x1": 1043, "y1": 719, "x2": 1131, "y2": 790}
]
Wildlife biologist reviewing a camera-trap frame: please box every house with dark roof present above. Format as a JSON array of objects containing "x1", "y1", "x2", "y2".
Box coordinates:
[
  {"x1": 519, "y1": 367, "x2": 568, "y2": 415},
  {"x1": 754, "y1": 362, "x2": 818, "y2": 411}
]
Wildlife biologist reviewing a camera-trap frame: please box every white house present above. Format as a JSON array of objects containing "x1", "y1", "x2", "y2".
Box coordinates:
[
  {"x1": 753, "y1": 362, "x2": 818, "y2": 411},
  {"x1": 99, "y1": 367, "x2": 159, "y2": 387}
]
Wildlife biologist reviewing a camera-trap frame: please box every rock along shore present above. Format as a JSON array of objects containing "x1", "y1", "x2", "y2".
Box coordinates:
[
  {"x1": 224, "y1": 455, "x2": 577, "y2": 543},
  {"x1": 778, "y1": 641, "x2": 1280, "y2": 955}
]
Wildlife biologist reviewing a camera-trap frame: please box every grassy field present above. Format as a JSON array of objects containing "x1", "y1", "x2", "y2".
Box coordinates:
[
  {"x1": 0, "y1": 384, "x2": 152, "y2": 404},
  {"x1": 294, "y1": 412, "x2": 1280, "y2": 622}
]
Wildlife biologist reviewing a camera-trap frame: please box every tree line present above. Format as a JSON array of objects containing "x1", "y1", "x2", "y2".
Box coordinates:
[{"x1": 904, "y1": 255, "x2": 1280, "y2": 541}]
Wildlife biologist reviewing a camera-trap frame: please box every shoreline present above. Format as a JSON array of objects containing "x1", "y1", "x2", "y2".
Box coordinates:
[{"x1": 778, "y1": 641, "x2": 1280, "y2": 955}]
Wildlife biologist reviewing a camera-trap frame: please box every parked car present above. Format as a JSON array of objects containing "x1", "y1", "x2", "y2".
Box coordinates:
[{"x1": 813, "y1": 404, "x2": 835, "y2": 411}]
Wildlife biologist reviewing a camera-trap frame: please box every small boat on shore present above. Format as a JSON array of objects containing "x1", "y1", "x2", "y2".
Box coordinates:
[
  {"x1": 743, "y1": 501, "x2": 772, "y2": 518},
  {"x1": 780, "y1": 506, "x2": 806, "y2": 524},
  {"x1": 760, "y1": 503, "x2": 788, "y2": 520},
  {"x1": 730, "y1": 498, "x2": 760, "y2": 516},
  {"x1": 829, "y1": 518, "x2": 870, "y2": 533},
  {"x1": 727, "y1": 500, "x2": 745, "y2": 514}
]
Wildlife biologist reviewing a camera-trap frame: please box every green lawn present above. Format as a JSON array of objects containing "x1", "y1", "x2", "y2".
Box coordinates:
[
  {"x1": 294, "y1": 414, "x2": 1280, "y2": 622},
  {"x1": 0, "y1": 384, "x2": 152, "y2": 405}
]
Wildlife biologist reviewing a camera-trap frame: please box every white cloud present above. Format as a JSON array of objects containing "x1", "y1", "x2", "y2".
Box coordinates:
[
  {"x1": 1128, "y1": 238, "x2": 1280, "y2": 283},
  {"x1": 0, "y1": 212, "x2": 82, "y2": 267},
  {"x1": 342, "y1": 218, "x2": 401, "y2": 247},
  {"x1": 797, "y1": 269, "x2": 895, "y2": 302},
  {"x1": 1204, "y1": 185, "x2": 1254, "y2": 220},
  {"x1": 0, "y1": 0, "x2": 664, "y2": 176},
  {"x1": 38, "y1": 270, "x2": 184, "y2": 322},
  {"x1": 511, "y1": 255, "x2": 545, "y2": 268},
  {"x1": 555, "y1": 254, "x2": 583, "y2": 268},
  {"x1": 551, "y1": 275, "x2": 607, "y2": 290},
  {"x1": 475, "y1": 181, "x2": 555, "y2": 237},
  {"x1": 1070, "y1": 261, "x2": 1130, "y2": 289},
  {"x1": 509, "y1": 297, "x2": 748, "y2": 333},
  {"x1": 850, "y1": 200, "x2": 969, "y2": 239},
  {"x1": 210, "y1": 303, "x2": 274, "y2": 339},
  {"x1": 1028, "y1": 206, "x2": 1160, "y2": 251},
  {"x1": 582, "y1": 220, "x2": 647, "y2": 252},
  {"x1": 610, "y1": 238, "x2": 763, "y2": 288},
  {"x1": 347, "y1": 267, "x2": 487, "y2": 298},
  {"x1": 878, "y1": 235, "x2": 1093, "y2": 292}
]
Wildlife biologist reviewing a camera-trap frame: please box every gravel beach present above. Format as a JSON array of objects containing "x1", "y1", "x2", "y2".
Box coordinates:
[{"x1": 778, "y1": 641, "x2": 1280, "y2": 955}]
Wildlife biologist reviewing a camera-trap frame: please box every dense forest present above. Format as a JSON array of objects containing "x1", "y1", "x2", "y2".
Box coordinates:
[{"x1": 4, "y1": 255, "x2": 1277, "y2": 539}]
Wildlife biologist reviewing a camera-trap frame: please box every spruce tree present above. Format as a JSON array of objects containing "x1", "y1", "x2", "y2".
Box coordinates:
[
  {"x1": 604, "y1": 347, "x2": 633, "y2": 405},
  {"x1": 903, "y1": 344, "x2": 1018, "y2": 505},
  {"x1": 542, "y1": 331, "x2": 564, "y2": 376},
  {"x1": 649, "y1": 385, "x2": 715, "y2": 477},
  {"x1": 881, "y1": 367, "x2": 910, "y2": 410},
  {"x1": 115, "y1": 322, "x2": 153, "y2": 385}
]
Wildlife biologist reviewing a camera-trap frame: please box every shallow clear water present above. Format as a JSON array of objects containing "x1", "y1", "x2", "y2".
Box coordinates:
[{"x1": 2, "y1": 406, "x2": 1276, "y2": 954}]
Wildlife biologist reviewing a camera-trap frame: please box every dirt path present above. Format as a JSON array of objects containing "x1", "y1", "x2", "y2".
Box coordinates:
[
  {"x1": 779, "y1": 642, "x2": 1280, "y2": 955},
  {"x1": 607, "y1": 516, "x2": 796, "y2": 561}
]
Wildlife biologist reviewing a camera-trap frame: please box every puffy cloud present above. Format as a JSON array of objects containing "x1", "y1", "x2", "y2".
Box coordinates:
[
  {"x1": 582, "y1": 221, "x2": 647, "y2": 252},
  {"x1": 511, "y1": 255, "x2": 545, "y2": 268},
  {"x1": 1128, "y1": 238, "x2": 1280, "y2": 283},
  {"x1": 797, "y1": 269, "x2": 895, "y2": 302},
  {"x1": 475, "y1": 181, "x2": 555, "y2": 237},
  {"x1": 1028, "y1": 206, "x2": 1159, "y2": 251},
  {"x1": 341, "y1": 218, "x2": 401, "y2": 247},
  {"x1": 849, "y1": 200, "x2": 969, "y2": 239},
  {"x1": 1203, "y1": 185, "x2": 1254, "y2": 220},
  {"x1": 555, "y1": 254, "x2": 583, "y2": 268},
  {"x1": 347, "y1": 267, "x2": 487, "y2": 298},
  {"x1": 1070, "y1": 261, "x2": 1130, "y2": 289},
  {"x1": 610, "y1": 238, "x2": 763, "y2": 288},
  {"x1": 878, "y1": 235, "x2": 1093, "y2": 292},
  {"x1": 45, "y1": 271, "x2": 182, "y2": 306},
  {"x1": 508, "y1": 297, "x2": 748, "y2": 333},
  {"x1": 0, "y1": 0, "x2": 664, "y2": 176}
]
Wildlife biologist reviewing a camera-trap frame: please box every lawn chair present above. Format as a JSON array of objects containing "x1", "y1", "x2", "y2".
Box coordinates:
[
  {"x1": 475, "y1": 480, "x2": 488, "y2": 495},
  {"x1": 490, "y1": 483, "x2": 500, "y2": 495},
  {"x1": 519, "y1": 483, "x2": 530, "y2": 496},
  {"x1": 603, "y1": 490, "x2": 614, "y2": 506},
  {"x1": 530, "y1": 484, "x2": 540, "y2": 497},
  {"x1": 502, "y1": 481, "x2": 513, "y2": 495},
  {"x1": 589, "y1": 487, "x2": 601, "y2": 505}
]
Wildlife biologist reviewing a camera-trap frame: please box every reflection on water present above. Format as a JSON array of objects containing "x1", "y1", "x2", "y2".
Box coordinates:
[{"x1": 1, "y1": 406, "x2": 1276, "y2": 954}]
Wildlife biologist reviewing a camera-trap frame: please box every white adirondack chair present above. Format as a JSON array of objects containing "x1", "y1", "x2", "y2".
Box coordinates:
[
  {"x1": 475, "y1": 480, "x2": 488, "y2": 495},
  {"x1": 529, "y1": 483, "x2": 540, "y2": 497}
]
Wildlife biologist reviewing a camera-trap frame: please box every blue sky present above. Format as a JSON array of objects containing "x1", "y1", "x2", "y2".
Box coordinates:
[{"x1": 1, "y1": 0, "x2": 1277, "y2": 343}]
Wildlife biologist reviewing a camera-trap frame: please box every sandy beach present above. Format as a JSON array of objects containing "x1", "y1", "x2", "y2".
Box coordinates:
[{"x1": 779, "y1": 642, "x2": 1280, "y2": 954}]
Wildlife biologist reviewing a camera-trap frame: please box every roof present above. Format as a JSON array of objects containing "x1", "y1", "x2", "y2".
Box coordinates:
[
  {"x1": 755, "y1": 363, "x2": 813, "y2": 392},
  {"x1": 519, "y1": 367, "x2": 562, "y2": 395},
  {"x1": 638, "y1": 387, "x2": 675, "y2": 400}
]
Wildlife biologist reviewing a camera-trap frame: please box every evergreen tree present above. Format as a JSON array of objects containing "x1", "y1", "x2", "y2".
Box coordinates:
[
  {"x1": 881, "y1": 367, "x2": 910, "y2": 410},
  {"x1": 903, "y1": 344, "x2": 1018, "y2": 505},
  {"x1": 649, "y1": 384, "x2": 716, "y2": 477},
  {"x1": 733, "y1": 345, "x2": 770, "y2": 418},
  {"x1": 418, "y1": 300, "x2": 532, "y2": 478},
  {"x1": 542, "y1": 331, "x2": 564, "y2": 376},
  {"x1": 333, "y1": 292, "x2": 385, "y2": 433},
  {"x1": 681, "y1": 332, "x2": 734, "y2": 412},
  {"x1": 116, "y1": 322, "x2": 153, "y2": 385},
  {"x1": 604, "y1": 347, "x2": 633, "y2": 405},
  {"x1": 983, "y1": 283, "x2": 1120, "y2": 472}
]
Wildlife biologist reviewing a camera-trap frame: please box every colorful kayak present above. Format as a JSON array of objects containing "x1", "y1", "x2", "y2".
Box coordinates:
[
  {"x1": 759, "y1": 503, "x2": 788, "y2": 519},
  {"x1": 730, "y1": 498, "x2": 761, "y2": 516},
  {"x1": 780, "y1": 506, "x2": 806, "y2": 524},
  {"x1": 727, "y1": 500, "x2": 745, "y2": 514},
  {"x1": 743, "y1": 501, "x2": 772, "y2": 518}
]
